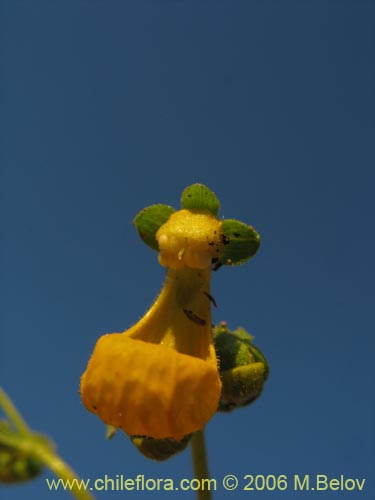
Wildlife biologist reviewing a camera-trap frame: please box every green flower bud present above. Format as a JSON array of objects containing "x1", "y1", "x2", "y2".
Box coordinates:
[
  {"x1": 130, "y1": 434, "x2": 191, "y2": 461},
  {"x1": 0, "y1": 444, "x2": 43, "y2": 484},
  {"x1": 213, "y1": 322, "x2": 269, "y2": 412}
]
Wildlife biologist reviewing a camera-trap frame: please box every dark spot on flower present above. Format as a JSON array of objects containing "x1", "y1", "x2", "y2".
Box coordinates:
[
  {"x1": 212, "y1": 258, "x2": 223, "y2": 271},
  {"x1": 183, "y1": 309, "x2": 206, "y2": 326},
  {"x1": 233, "y1": 232, "x2": 241, "y2": 238},
  {"x1": 221, "y1": 234, "x2": 230, "y2": 245},
  {"x1": 203, "y1": 291, "x2": 217, "y2": 308}
]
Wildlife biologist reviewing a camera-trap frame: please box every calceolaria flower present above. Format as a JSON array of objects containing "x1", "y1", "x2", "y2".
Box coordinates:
[{"x1": 80, "y1": 184, "x2": 260, "y2": 441}]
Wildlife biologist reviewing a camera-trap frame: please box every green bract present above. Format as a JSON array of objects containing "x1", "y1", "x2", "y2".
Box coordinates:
[
  {"x1": 133, "y1": 183, "x2": 261, "y2": 268},
  {"x1": 180, "y1": 183, "x2": 220, "y2": 216},
  {"x1": 133, "y1": 204, "x2": 175, "y2": 251},
  {"x1": 213, "y1": 323, "x2": 269, "y2": 412},
  {"x1": 214, "y1": 324, "x2": 269, "y2": 374},
  {"x1": 220, "y1": 219, "x2": 260, "y2": 266}
]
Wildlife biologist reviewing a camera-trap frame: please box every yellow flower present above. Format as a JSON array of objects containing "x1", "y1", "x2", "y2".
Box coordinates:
[{"x1": 80, "y1": 209, "x2": 224, "y2": 440}]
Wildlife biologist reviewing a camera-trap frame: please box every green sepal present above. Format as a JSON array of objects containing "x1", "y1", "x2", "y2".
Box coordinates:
[
  {"x1": 219, "y1": 363, "x2": 267, "y2": 412},
  {"x1": 133, "y1": 204, "x2": 175, "y2": 251},
  {"x1": 220, "y1": 219, "x2": 260, "y2": 266},
  {"x1": 213, "y1": 322, "x2": 269, "y2": 412},
  {"x1": 130, "y1": 434, "x2": 191, "y2": 461},
  {"x1": 180, "y1": 184, "x2": 220, "y2": 216},
  {"x1": 214, "y1": 326, "x2": 255, "y2": 372},
  {"x1": 214, "y1": 323, "x2": 269, "y2": 377}
]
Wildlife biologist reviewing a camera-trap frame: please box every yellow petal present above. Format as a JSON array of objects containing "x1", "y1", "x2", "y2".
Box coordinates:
[{"x1": 80, "y1": 334, "x2": 221, "y2": 440}]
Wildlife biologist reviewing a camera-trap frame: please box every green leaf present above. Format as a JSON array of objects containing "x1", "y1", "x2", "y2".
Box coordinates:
[
  {"x1": 220, "y1": 219, "x2": 260, "y2": 266},
  {"x1": 133, "y1": 204, "x2": 175, "y2": 251},
  {"x1": 180, "y1": 184, "x2": 220, "y2": 216}
]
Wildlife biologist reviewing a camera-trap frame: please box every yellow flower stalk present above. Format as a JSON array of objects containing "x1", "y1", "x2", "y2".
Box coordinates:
[{"x1": 80, "y1": 208, "x2": 224, "y2": 441}]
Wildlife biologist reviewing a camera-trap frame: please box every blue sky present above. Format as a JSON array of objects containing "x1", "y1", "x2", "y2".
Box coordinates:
[{"x1": 1, "y1": 1, "x2": 374, "y2": 499}]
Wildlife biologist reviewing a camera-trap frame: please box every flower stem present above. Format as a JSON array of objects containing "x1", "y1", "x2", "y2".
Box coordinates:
[
  {"x1": 0, "y1": 387, "x2": 31, "y2": 435},
  {"x1": 191, "y1": 429, "x2": 212, "y2": 500},
  {"x1": 30, "y1": 440, "x2": 95, "y2": 500}
]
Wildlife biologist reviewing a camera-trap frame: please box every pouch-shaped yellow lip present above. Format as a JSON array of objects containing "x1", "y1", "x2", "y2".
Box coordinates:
[{"x1": 80, "y1": 334, "x2": 221, "y2": 440}]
